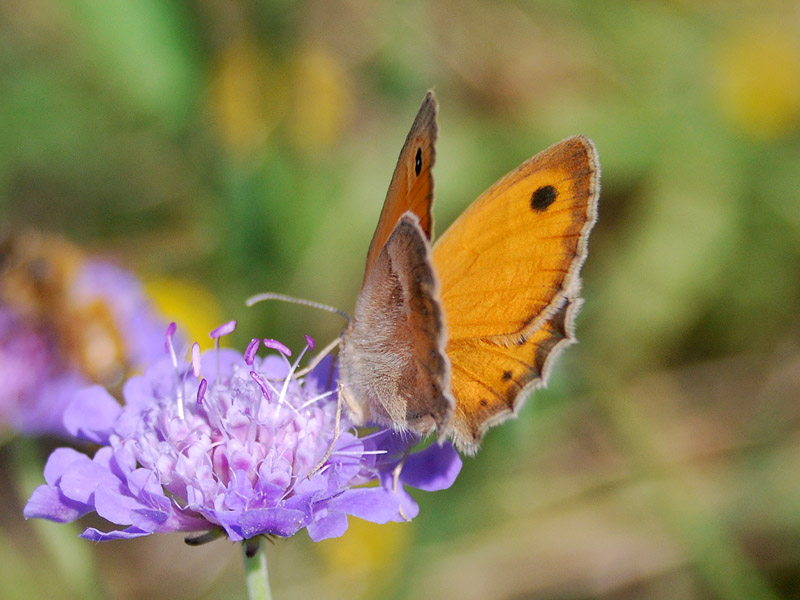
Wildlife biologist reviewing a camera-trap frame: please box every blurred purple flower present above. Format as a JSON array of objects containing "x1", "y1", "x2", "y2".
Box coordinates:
[
  {"x1": 0, "y1": 259, "x2": 167, "y2": 436},
  {"x1": 0, "y1": 308, "x2": 79, "y2": 434},
  {"x1": 73, "y1": 260, "x2": 168, "y2": 367},
  {"x1": 24, "y1": 333, "x2": 461, "y2": 542}
]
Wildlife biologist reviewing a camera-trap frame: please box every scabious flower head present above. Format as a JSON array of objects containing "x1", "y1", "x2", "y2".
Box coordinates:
[
  {"x1": 24, "y1": 326, "x2": 462, "y2": 542},
  {"x1": 0, "y1": 232, "x2": 168, "y2": 436}
]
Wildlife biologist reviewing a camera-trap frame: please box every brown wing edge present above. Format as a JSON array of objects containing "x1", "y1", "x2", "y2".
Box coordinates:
[
  {"x1": 449, "y1": 135, "x2": 600, "y2": 454},
  {"x1": 450, "y1": 296, "x2": 583, "y2": 454},
  {"x1": 363, "y1": 91, "x2": 439, "y2": 284},
  {"x1": 391, "y1": 212, "x2": 455, "y2": 435}
]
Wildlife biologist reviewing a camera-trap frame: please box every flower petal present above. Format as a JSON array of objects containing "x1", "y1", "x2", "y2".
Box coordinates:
[
  {"x1": 80, "y1": 526, "x2": 152, "y2": 541},
  {"x1": 239, "y1": 507, "x2": 309, "y2": 538},
  {"x1": 326, "y1": 488, "x2": 409, "y2": 524},
  {"x1": 94, "y1": 484, "x2": 145, "y2": 525},
  {"x1": 130, "y1": 508, "x2": 170, "y2": 532},
  {"x1": 257, "y1": 355, "x2": 289, "y2": 379},
  {"x1": 307, "y1": 355, "x2": 337, "y2": 389},
  {"x1": 63, "y1": 385, "x2": 121, "y2": 444},
  {"x1": 198, "y1": 348, "x2": 244, "y2": 382},
  {"x1": 209, "y1": 507, "x2": 309, "y2": 541},
  {"x1": 18, "y1": 372, "x2": 88, "y2": 437},
  {"x1": 400, "y1": 441, "x2": 462, "y2": 492},
  {"x1": 23, "y1": 485, "x2": 91, "y2": 522},
  {"x1": 306, "y1": 511, "x2": 349, "y2": 542},
  {"x1": 42, "y1": 447, "x2": 86, "y2": 485},
  {"x1": 59, "y1": 454, "x2": 119, "y2": 505}
]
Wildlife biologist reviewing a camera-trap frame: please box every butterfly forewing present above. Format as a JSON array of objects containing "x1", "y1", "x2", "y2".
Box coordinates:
[
  {"x1": 432, "y1": 136, "x2": 599, "y2": 453},
  {"x1": 433, "y1": 136, "x2": 598, "y2": 341},
  {"x1": 363, "y1": 92, "x2": 438, "y2": 284}
]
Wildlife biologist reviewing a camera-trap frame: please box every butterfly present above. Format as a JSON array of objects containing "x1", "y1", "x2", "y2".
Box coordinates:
[{"x1": 339, "y1": 91, "x2": 599, "y2": 454}]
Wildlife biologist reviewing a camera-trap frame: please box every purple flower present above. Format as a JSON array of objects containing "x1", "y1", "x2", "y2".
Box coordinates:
[
  {"x1": 72, "y1": 260, "x2": 168, "y2": 368},
  {"x1": 0, "y1": 308, "x2": 85, "y2": 434},
  {"x1": 24, "y1": 332, "x2": 462, "y2": 542},
  {"x1": 0, "y1": 242, "x2": 169, "y2": 436}
]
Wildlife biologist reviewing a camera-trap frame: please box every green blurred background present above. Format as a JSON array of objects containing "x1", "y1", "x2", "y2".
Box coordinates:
[{"x1": 2, "y1": 0, "x2": 800, "y2": 598}]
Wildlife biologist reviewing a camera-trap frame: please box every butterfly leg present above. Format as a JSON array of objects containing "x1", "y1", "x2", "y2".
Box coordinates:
[{"x1": 306, "y1": 381, "x2": 345, "y2": 478}]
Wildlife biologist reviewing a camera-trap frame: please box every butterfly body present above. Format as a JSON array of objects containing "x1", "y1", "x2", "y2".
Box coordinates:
[
  {"x1": 340, "y1": 92, "x2": 599, "y2": 454},
  {"x1": 339, "y1": 214, "x2": 453, "y2": 435}
]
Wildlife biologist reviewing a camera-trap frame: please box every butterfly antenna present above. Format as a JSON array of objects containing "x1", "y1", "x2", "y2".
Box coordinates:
[{"x1": 246, "y1": 292, "x2": 350, "y2": 323}]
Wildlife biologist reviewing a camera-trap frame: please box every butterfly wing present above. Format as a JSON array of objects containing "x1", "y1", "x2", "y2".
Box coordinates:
[
  {"x1": 432, "y1": 136, "x2": 600, "y2": 453},
  {"x1": 363, "y1": 92, "x2": 438, "y2": 283},
  {"x1": 340, "y1": 213, "x2": 454, "y2": 435}
]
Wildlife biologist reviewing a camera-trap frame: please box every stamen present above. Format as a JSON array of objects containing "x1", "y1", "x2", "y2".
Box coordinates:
[
  {"x1": 209, "y1": 321, "x2": 236, "y2": 388},
  {"x1": 210, "y1": 320, "x2": 237, "y2": 340},
  {"x1": 165, "y1": 322, "x2": 177, "y2": 353},
  {"x1": 263, "y1": 338, "x2": 291, "y2": 357},
  {"x1": 312, "y1": 463, "x2": 331, "y2": 476},
  {"x1": 305, "y1": 335, "x2": 315, "y2": 351},
  {"x1": 354, "y1": 430, "x2": 388, "y2": 442},
  {"x1": 298, "y1": 389, "x2": 336, "y2": 410},
  {"x1": 292, "y1": 336, "x2": 341, "y2": 379},
  {"x1": 165, "y1": 323, "x2": 185, "y2": 420},
  {"x1": 191, "y1": 343, "x2": 202, "y2": 378},
  {"x1": 197, "y1": 378, "x2": 207, "y2": 404},
  {"x1": 275, "y1": 349, "x2": 304, "y2": 414},
  {"x1": 279, "y1": 396, "x2": 303, "y2": 419},
  {"x1": 244, "y1": 338, "x2": 260, "y2": 365},
  {"x1": 250, "y1": 371, "x2": 271, "y2": 401}
]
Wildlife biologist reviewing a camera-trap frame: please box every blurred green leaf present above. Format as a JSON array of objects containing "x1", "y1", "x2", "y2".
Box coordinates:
[{"x1": 62, "y1": 0, "x2": 200, "y2": 125}]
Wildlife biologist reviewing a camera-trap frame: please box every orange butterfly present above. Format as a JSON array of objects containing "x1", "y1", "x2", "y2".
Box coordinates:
[{"x1": 339, "y1": 91, "x2": 599, "y2": 454}]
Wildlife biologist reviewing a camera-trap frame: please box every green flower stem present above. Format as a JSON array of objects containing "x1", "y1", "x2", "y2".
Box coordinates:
[{"x1": 243, "y1": 537, "x2": 272, "y2": 600}]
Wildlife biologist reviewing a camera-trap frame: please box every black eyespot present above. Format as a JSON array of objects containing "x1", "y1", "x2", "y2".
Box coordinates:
[
  {"x1": 502, "y1": 370, "x2": 513, "y2": 381},
  {"x1": 531, "y1": 185, "x2": 557, "y2": 212},
  {"x1": 414, "y1": 148, "x2": 423, "y2": 176},
  {"x1": 479, "y1": 399, "x2": 489, "y2": 407}
]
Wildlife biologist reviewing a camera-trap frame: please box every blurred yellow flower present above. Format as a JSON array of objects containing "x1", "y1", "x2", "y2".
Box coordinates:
[
  {"x1": 714, "y1": 22, "x2": 800, "y2": 138},
  {"x1": 144, "y1": 278, "x2": 224, "y2": 350},
  {"x1": 207, "y1": 38, "x2": 287, "y2": 156},
  {"x1": 286, "y1": 45, "x2": 352, "y2": 153},
  {"x1": 315, "y1": 518, "x2": 411, "y2": 597}
]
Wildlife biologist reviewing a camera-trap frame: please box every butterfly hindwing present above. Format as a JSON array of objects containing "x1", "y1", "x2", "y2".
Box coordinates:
[
  {"x1": 432, "y1": 136, "x2": 600, "y2": 453},
  {"x1": 341, "y1": 213, "x2": 454, "y2": 434},
  {"x1": 446, "y1": 298, "x2": 582, "y2": 452}
]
